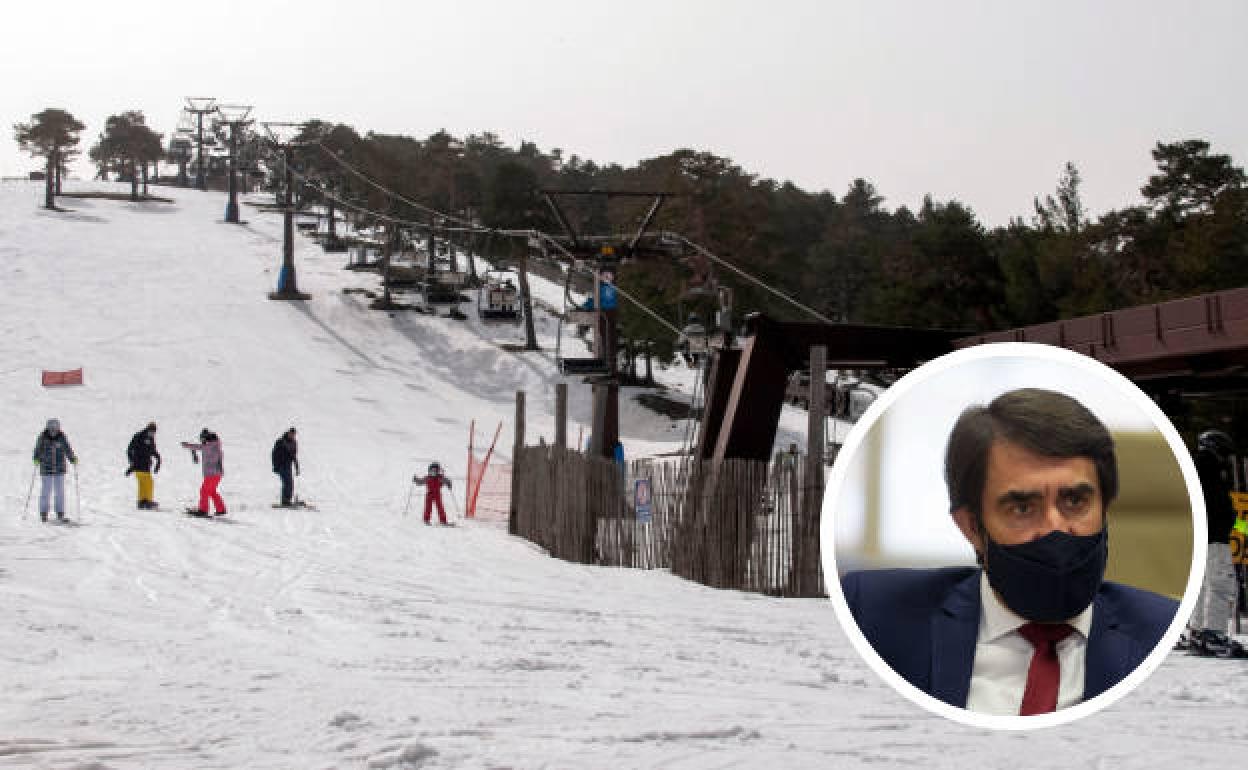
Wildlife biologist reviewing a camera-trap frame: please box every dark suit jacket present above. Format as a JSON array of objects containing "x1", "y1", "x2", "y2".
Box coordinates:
[{"x1": 841, "y1": 567, "x2": 1178, "y2": 709}]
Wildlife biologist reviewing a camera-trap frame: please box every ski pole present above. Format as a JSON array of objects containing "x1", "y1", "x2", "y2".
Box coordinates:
[
  {"x1": 403, "y1": 478, "x2": 416, "y2": 517},
  {"x1": 73, "y1": 464, "x2": 81, "y2": 521},
  {"x1": 448, "y1": 487, "x2": 462, "y2": 522},
  {"x1": 23, "y1": 465, "x2": 36, "y2": 519}
]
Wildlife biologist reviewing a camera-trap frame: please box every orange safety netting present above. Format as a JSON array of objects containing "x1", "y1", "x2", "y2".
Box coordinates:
[{"x1": 466, "y1": 420, "x2": 510, "y2": 520}]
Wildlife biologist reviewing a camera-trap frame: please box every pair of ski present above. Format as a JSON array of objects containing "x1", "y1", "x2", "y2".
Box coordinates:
[
  {"x1": 40, "y1": 516, "x2": 80, "y2": 527},
  {"x1": 272, "y1": 500, "x2": 317, "y2": 511},
  {"x1": 178, "y1": 501, "x2": 317, "y2": 517},
  {"x1": 184, "y1": 509, "x2": 228, "y2": 519},
  {"x1": 1175, "y1": 629, "x2": 1248, "y2": 658}
]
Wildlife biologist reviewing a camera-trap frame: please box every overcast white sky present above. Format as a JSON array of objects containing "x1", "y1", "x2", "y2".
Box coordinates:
[{"x1": 4, "y1": 0, "x2": 1246, "y2": 226}]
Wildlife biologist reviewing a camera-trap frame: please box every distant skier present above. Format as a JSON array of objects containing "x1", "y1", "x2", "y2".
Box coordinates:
[
  {"x1": 579, "y1": 267, "x2": 618, "y2": 311},
  {"x1": 413, "y1": 462, "x2": 453, "y2": 525},
  {"x1": 33, "y1": 418, "x2": 77, "y2": 522},
  {"x1": 180, "y1": 429, "x2": 226, "y2": 516},
  {"x1": 1190, "y1": 429, "x2": 1239, "y2": 647},
  {"x1": 126, "y1": 421, "x2": 162, "y2": 509},
  {"x1": 271, "y1": 427, "x2": 300, "y2": 507}
]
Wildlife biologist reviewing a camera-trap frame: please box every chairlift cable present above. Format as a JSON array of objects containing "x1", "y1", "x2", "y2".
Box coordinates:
[
  {"x1": 557, "y1": 259, "x2": 683, "y2": 337},
  {"x1": 311, "y1": 140, "x2": 480, "y2": 229},
  {"x1": 539, "y1": 231, "x2": 685, "y2": 337},
  {"x1": 270, "y1": 151, "x2": 812, "y2": 345},
  {"x1": 274, "y1": 156, "x2": 504, "y2": 236},
  {"x1": 670, "y1": 233, "x2": 836, "y2": 326},
  {"x1": 258, "y1": 145, "x2": 466, "y2": 232},
  {"x1": 273, "y1": 178, "x2": 798, "y2": 342}
]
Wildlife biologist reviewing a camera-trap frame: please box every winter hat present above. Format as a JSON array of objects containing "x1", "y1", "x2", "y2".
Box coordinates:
[
  {"x1": 146, "y1": 422, "x2": 157, "y2": 432},
  {"x1": 429, "y1": 462, "x2": 441, "y2": 474},
  {"x1": 46, "y1": 418, "x2": 60, "y2": 433},
  {"x1": 199, "y1": 428, "x2": 211, "y2": 442}
]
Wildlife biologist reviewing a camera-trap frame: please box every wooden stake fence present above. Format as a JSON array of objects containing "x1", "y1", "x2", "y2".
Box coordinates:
[{"x1": 512, "y1": 447, "x2": 826, "y2": 597}]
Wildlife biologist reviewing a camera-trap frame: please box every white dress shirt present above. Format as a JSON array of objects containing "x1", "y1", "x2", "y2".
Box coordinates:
[{"x1": 964, "y1": 572, "x2": 1094, "y2": 716}]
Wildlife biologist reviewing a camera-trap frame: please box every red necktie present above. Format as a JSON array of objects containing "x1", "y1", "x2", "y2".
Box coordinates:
[{"x1": 1017, "y1": 622, "x2": 1074, "y2": 716}]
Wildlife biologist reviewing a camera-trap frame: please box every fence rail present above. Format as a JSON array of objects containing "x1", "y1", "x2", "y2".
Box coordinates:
[{"x1": 513, "y1": 446, "x2": 825, "y2": 597}]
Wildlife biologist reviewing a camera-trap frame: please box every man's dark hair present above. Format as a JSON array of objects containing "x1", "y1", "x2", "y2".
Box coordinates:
[{"x1": 944, "y1": 388, "x2": 1118, "y2": 521}]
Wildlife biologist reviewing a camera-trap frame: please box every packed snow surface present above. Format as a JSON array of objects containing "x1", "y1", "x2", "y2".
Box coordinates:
[{"x1": 0, "y1": 181, "x2": 1242, "y2": 768}]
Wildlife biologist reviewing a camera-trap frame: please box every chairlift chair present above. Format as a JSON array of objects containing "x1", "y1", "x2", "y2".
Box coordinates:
[
  {"x1": 420, "y1": 258, "x2": 467, "y2": 307},
  {"x1": 677, "y1": 323, "x2": 710, "y2": 365},
  {"x1": 477, "y1": 268, "x2": 523, "y2": 323},
  {"x1": 844, "y1": 382, "x2": 881, "y2": 422},
  {"x1": 555, "y1": 270, "x2": 609, "y2": 376}
]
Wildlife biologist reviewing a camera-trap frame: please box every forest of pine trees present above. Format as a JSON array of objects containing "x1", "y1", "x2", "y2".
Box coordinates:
[
  {"x1": 20, "y1": 108, "x2": 1248, "y2": 364},
  {"x1": 283, "y1": 125, "x2": 1248, "y2": 364},
  {"x1": 281, "y1": 122, "x2": 1247, "y2": 352}
]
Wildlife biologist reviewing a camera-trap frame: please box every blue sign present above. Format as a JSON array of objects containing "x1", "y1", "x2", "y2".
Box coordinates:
[{"x1": 634, "y1": 478, "x2": 653, "y2": 523}]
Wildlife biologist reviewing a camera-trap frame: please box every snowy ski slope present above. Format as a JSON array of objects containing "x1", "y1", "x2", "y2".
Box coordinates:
[{"x1": 0, "y1": 181, "x2": 1244, "y2": 768}]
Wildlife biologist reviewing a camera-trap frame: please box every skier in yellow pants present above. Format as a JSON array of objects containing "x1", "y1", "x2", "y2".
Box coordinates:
[{"x1": 126, "y1": 422, "x2": 162, "y2": 509}]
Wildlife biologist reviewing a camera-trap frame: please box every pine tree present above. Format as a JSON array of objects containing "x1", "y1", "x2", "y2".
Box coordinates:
[
  {"x1": 13, "y1": 108, "x2": 85, "y2": 209},
  {"x1": 1142, "y1": 139, "x2": 1246, "y2": 217},
  {"x1": 1033, "y1": 162, "x2": 1086, "y2": 233},
  {"x1": 92, "y1": 111, "x2": 164, "y2": 200}
]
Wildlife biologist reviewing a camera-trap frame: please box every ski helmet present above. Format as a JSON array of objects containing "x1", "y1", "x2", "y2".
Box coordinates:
[
  {"x1": 1198, "y1": 430, "x2": 1235, "y2": 459},
  {"x1": 199, "y1": 428, "x2": 211, "y2": 442},
  {"x1": 46, "y1": 418, "x2": 60, "y2": 433},
  {"x1": 429, "y1": 462, "x2": 441, "y2": 475}
]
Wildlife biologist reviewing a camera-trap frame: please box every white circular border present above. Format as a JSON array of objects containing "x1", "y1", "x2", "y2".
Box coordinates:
[{"x1": 821, "y1": 341, "x2": 1208, "y2": 730}]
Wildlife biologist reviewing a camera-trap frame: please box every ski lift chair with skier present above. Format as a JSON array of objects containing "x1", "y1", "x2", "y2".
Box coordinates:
[
  {"x1": 556, "y1": 262, "x2": 615, "y2": 377},
  {"x1": 478, "y1": 267, "x2": 522, "y2": 323},
  {"x1": 676, "y1": 312, "x2": 709, "y2": 367}
]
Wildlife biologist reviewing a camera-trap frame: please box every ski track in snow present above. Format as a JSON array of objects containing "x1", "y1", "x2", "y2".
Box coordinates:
[{"x1": 0, "y1": 180, "x2": 1243, "y2": 768}]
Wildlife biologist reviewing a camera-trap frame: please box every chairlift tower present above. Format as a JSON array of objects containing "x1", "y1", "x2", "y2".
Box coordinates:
[
  {"x1": 169, "y1": 135, "x2": 193, "y2": 187},
  {"x1": 216, "y1": 104, "x2": 253, "y2": 223},
  {"x1": 263, "y1": 121, "x2": 311, "y2": 301},
  {"x1": 184, "y1": 97, "x2": 216, "y2": 190},
  {"x1": 541, "y1": 189, "x2": 675, "y2": 460}
]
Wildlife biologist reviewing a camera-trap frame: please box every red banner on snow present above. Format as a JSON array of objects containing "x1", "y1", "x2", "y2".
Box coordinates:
[{"x1": 41, "y1": 369, "x2": 84, "y2": 386}]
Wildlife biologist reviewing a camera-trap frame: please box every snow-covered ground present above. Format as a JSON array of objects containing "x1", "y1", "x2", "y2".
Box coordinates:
[{"x1": 0, "y1": 180, "x2": 1243, "y2": 768}]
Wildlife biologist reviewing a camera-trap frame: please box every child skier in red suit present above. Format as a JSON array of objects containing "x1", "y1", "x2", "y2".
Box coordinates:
[{"x1": 413, "y1": 462, "x2": 453, "y2": 525}]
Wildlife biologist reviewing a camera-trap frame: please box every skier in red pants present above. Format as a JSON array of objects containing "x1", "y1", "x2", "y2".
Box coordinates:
[
  {"x1": 180, "y1": 429, "x2": 226, "y2": 516},
  {"x1": 413, "y1": 462, "x2": 453, "y2": 525}
]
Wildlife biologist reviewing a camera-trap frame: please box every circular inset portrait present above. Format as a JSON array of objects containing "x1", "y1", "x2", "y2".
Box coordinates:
[{"x1": 822, "y1": 342, "x2": 1204, "y2": 729}]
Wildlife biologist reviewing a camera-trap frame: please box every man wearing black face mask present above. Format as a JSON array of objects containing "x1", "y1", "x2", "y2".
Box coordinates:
[{"x1": 842, "y1": 388, "x2": 1178, "y2": 716}]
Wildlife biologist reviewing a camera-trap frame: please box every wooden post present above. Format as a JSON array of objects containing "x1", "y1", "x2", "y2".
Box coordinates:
[
  {"x1": 517, "y1": 248, "x2": 539, "y2": 351},
  {"x1": 511, "y1": 390, "x2": 525, "y2": 536},
  {"x1": 807, "y1": 346, "x2": 827, "y2": 469},
  {"x1": 382, "y1": 224, "x2": 394, "y2": 306},
  {"x1": 555, "y1": 383, "x2": 567, "y2": 449},
  {"x1": 802, "y1": 345, "x2": 827, "y2": 596}
]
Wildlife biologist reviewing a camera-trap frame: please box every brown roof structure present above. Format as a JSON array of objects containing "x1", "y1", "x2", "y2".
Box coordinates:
[{"x1": 956, "y1": 286, "x2": 1248, "y2": 394}]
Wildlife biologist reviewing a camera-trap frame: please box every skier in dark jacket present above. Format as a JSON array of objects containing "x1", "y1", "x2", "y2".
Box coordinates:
[
  {"x1": 271, "y1": 427, "x2": 300, "y2": 506},
  {"x1": 33, "y1": 418, "x2": 77, "y2": 522},
  {"x1": 1191, "y1": 430, "x2": 1239, "y2": 643},
  {"x1": 413, "y1": 462, "x2": 453, "y2": 525},
  {"x1": 126, "y1": 422, "x2": 162, "y2": 509}
]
